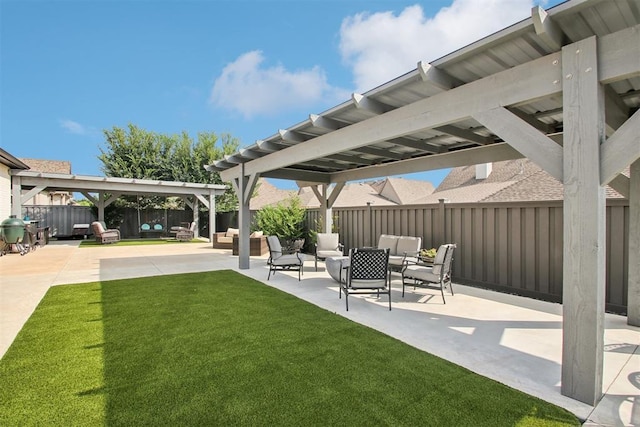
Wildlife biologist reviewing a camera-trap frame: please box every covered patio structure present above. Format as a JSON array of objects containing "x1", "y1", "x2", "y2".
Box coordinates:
[
  {"x1": 9, "y1": 171, "x2": 227, "y2": 240},
  {"x1": 206, "y1": 0, "x2": 640, "y2": 406}
]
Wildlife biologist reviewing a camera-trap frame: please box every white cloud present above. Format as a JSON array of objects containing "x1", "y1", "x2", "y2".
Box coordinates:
[
  {"x1": 59, "y1": 119, "x2": 88, "y2": 135},
  {"x1": 210, "y1": 50, "x2": 348, "y2": 118},
  {"x1": 339, "y1": 0, "x2": 535, "y2": 92}
]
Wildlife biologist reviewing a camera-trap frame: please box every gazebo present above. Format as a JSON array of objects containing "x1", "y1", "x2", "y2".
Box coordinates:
[
  {"x1": 9, "y1": 171, "x2": 227, "y2": 240},
  {"x1": 206, "y1": 0, "x2": 640, "y2": 406}
]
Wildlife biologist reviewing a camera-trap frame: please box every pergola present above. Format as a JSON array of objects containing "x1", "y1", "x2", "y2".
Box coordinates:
[
  {"x1": 206, "y1": 0, "x2": 640, "y2": 405},
  {"x1": 9, "y1": 171, "x2": 227, "y2": 239}
]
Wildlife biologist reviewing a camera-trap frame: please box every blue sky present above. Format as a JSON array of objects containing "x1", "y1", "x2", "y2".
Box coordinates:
[{"x1": 1, "y1": 0, "x2": 559, "y2": 190}]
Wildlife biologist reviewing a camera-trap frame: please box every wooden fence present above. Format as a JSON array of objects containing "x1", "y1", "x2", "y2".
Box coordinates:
[{"x1": 305, "y1": 199, "x2": 629, "y2": 314}]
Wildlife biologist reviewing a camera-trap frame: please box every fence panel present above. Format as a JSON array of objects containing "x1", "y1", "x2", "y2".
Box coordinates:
[
  {"x1": 306, "y1": 199, "x2": 628, "y2": 314},
  {"x1": 22, "y1": 205, "x2": 95, "y2": 237}
]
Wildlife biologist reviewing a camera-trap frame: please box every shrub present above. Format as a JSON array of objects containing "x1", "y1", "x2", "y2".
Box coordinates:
[{"x1": 254, "y1": 196, "x2": 306, "y2": 243}]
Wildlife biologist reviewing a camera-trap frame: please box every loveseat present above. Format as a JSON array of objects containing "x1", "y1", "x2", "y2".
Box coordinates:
[
  {"x1": 376, "y1": 234, "x2": 422, "y2": 271},
  {"x1": 212, "y1": 227, "x2": 239, "y2": 249}
]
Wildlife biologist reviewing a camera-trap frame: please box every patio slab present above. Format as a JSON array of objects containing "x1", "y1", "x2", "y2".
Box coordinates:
[{"x1": 0, "y1": 241, "x2": 638, "y2": 426}]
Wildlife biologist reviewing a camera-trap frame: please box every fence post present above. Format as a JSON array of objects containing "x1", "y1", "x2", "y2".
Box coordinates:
[{"x1": 438, "y1": 198, "x2": 448, "y2": 245}]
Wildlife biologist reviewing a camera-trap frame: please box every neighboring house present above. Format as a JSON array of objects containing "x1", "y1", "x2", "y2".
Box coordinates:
[
  {"x1": 415, "y1": 159, "x2": 626, "y2": 204},
  {"x1": 0, "y1": 148, "x2": 29, "y2": 220},
  {"x1": 18, "y1": 158, "x2": 74, "y2": 205},
  {"x1": 298, "y1": 177, "x2": 435, "y2": 209},
  {"x1": 250, "y1": 177, "x2": 435, "y2": 210},
  {"x1": 249, "y1": 179, "x2": 296, "y2": 210}
]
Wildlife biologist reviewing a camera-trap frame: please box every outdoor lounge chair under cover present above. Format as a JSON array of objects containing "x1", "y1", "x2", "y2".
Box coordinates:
[
  {"x1": 314, "y1": 232, "x2": 344, "y2": 271},
  {"x1": 340, "y1": 247, "x2": 391, "y2": 311},
  {"x1": 266, "y1": 235, "x2": 306, "y2": 281},
  {"x1": 401, "y1": 243, "x2": 456, "y2": 304}
]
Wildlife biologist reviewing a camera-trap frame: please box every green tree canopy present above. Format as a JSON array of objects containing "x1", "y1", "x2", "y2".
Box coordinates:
[{"x1": 98, "y1": 124, "x2": 239, "y2": 212}]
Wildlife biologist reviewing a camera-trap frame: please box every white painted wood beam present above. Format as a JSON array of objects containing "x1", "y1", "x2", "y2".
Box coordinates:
[
  {"x1": 221, "y1": 49, "x2": 563, "y2": 182},
  {"x1": 333, "y1": 143, "x2": 523, "y2": 183},
  {"x1": 239, "y1": 148, "x2": 262, "y2": 160},
  {"x1": 236, "y1": 163, "x2": 254, "y2": 269},
  {"x1": 351, "y1": 93, "x2": 393, "y2": 114},
  {"x1": 81, "y1": 192, "x2": 98, "y2": 205},
  {"x1": 20, "y1": 186, "x2": 45, "y2": 205},
  {"x1": 11, "y1": 176, "x2": 22, "y2": 217},
  {"x1": 219, "y1": 26, "x2": 638, "y2": 184},
  {"x1": 507, "y1": 107, "x2": 556, "y2": 134},
  {"x1": 327, "y1": 182, "x2": 345, "y2": 208},
  {"x1": 598, "y1": 24, "x2": 640, "y2": 84},
  {"x1": 103, "y1": 193, "x2": 120, "y2": 208},
  {"x1": 434, "y1": 125, "x2": 492, "y2": 145},
  {"x1": 209, "y1": 192, "x2": 216, "y2": 237},
  {"x1": 417, "y1": 61, "x2": 461, "y2": 90},
  {"x1": 600, "y1": 108, "x2": 640, "y2": 185},
  {"x1": 256, "y1": 139, "x2": 281, "y2": 152},
  {"x1": 628, "y1": 159, "x2": 640, "y2": 326},
  {"x1": 356, "y1": 146, "x2": 405, "y2": 160},
  {"x1": 279, "y1": 129, "x2": 308, "y2": 143},
  {"x1": 473, "y1": 107, "x2": 563, "y2": 181},
  {"x1": 261, "y1": 169, "x2": 331, "y2": 183},
  {"x1": 309, "y1": 114, "x2": 342, "y2": 131},
  {"x1": 532, "y1": 5, "x2": 564, "y2": 51},
  {"x1": 391, "y1": 137, "x2": 446, "y2": 153},
  {"x1": 608, "y1": 174, "x2": 630, "y2": 199},
  {"x1": 604, "y1": 86, "x2": 630, "y2": 136},
  {"x1": 561, "y1": 36, "x2": 605, "y2": 406},
  {"x1": 195, "y1": 194, "x2": 209, "y2": 209}
]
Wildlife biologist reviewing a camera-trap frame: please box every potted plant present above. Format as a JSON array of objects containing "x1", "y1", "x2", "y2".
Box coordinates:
[{"x1": 419, "y1": 247, "x2": 437, "y2": 263}]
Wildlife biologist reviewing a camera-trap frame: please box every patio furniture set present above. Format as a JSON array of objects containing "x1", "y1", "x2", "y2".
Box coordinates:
[{"x1": 265, "y1": 232, "x2": 456, "y2": 311}]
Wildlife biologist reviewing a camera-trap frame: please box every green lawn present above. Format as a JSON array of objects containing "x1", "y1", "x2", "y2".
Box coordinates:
[
  {"x1": 0, "y1": 271, "x2": 580, "y2": 426},
  {"x1": 79, "y1": 238, "x2": 200, "y2": 247}
]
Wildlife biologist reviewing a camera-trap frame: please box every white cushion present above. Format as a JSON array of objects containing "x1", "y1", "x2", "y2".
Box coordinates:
[
  {"x1": 317, "y1": 249, "x2": 343, "y2": 258},
  {"x1": 226, "y1": 228, "x2": 239, "y2": 237},
  {"x1": 250, "y1": 230, "x2": 263, "y2": 238},
  {"x1": 316, "y1": 233, "x2": 339, "y2": 250},
  {"x1": 396, "y1": 236, "x2": 421, "y2": 255},
  {"x1": 377, "y1": 235, "x2": 398, "y2": 255},
  {"x1": 404, "y1": 265, "x2": 439, "y2": 283}
]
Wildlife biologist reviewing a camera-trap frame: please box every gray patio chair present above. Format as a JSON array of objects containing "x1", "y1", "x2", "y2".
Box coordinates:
[
  {"x1": 401, "y1": 243, "x2": 456, "y2": 304},
  {"x1": 314, "y1": 232, "x2": 344, "y2": 271},
  {"x1": 340, "y1": 247, "x2": 391, "y2": 311},
  {"x1": 266, "y1": 235, "x2": 305, "y2": 281}
]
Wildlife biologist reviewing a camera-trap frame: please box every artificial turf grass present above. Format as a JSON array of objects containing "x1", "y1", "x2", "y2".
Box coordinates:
[
  {"x1": 0, "y1": 271, "x2": 580, "y2": 426},
  {"x1": 79, "y1": 238, "x2": 200, "y2": 247}
]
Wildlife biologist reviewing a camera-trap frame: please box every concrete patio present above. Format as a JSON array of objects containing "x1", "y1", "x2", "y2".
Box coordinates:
[{"x1": 0, "y1": 240, "x2": 638, "y2": 426}]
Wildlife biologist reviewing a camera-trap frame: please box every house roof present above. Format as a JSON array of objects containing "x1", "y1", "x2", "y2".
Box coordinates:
[
  {"x1": 19, "y1": 158, "x2": 71, "y2": 174},
  {"x1": 0, "y1": 148, "x2": 29, "y2": 169},
  {"x1": 249, "y1": 179, "x2": 296, "y2": 210},
  {"x1": 378, "y1": 177, "x2": 434, "y2": 204},
  {"x1": 422, "y1": 159, "x2": 628, "y2": 204}
]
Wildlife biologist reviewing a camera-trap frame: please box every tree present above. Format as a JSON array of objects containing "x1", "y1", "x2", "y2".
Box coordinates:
[{"x1": 98, "y1": 124, "x2": 239, "y2": 211}]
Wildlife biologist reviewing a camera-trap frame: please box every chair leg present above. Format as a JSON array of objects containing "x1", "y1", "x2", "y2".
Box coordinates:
[
  {"x1": 440, "y1": 279, "x2": 446, "y2": 304},
  {"x1": 315, "y1": 256, "x2": 318, "y2": 271}
]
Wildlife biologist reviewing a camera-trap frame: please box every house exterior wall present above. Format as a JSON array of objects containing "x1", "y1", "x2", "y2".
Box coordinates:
[
  {"x1": 0, "y1": 164, "x2": 11, "y2": 220},
  {"x1": 305, "y1": 199, "x2": 630, "y2": 314}
]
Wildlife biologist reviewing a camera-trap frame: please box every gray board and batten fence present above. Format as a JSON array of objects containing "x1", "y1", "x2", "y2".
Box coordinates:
[{"x1": 305, "y1": 199, "x2": 630, "y2": 315}]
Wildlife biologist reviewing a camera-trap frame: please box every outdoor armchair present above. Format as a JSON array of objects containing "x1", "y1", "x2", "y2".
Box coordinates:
[
  {"x1": 266, "y1": 235, "x2": 306, "y2": 281},
  {"x1": 340, "y1": 247, "x2": 391, "y2": 311},
  {"x1": 401, "y1": 243, "x2": 456, "y2": 304},
  {"x1": 174, "y1": 222, "x2": 196, "y2": 241},
  {"x1": 91, "y1": 221, "x2": 120, "y2": 244},
  {"x1": 314, "y1": 232, "x2": 344, "y2": 271}
]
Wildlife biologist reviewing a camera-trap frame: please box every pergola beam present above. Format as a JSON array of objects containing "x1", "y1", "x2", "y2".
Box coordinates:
[{"x1": 473, "y1": 107, "x2": 563, "y2": 181}]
